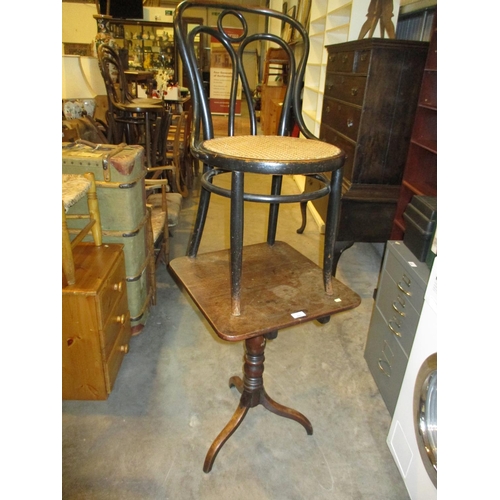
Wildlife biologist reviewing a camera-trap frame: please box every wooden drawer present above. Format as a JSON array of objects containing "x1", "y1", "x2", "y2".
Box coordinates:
[
  {"x1": 327, "y1": 50, "x2": 355, "y2": 72},
  {"x1": 384, "y1": 245, "x2": 427, "y2": 311},
  {"x1": 322, "y1": 98, "x2": 361, "y2": 142},
  {"x1": 319, "y1": 129, "x2": 355, "y2": 182},
  {"x1": 376, "y1": 271, "x2": 420, "y2": 356},
  {"x1": 105, "y1": 312, "x2": 132, "y2": 393},
  {"x1": 355, "y1": 49, "x2": 371, "y2": 73},
  {"x1": 102, "y1": 290, "x2": 130, "y2": 360},
  {"x1": 96, "y1": 251, "x2": 128, "y2": 327},
  {"x1": 324, "y1": 74, "x2": 366, "y2": 106}
]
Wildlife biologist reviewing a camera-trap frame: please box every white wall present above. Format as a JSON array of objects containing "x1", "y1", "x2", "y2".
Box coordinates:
[{"x1": 62, "y1": 3, "x2": 99, "y2": 44}]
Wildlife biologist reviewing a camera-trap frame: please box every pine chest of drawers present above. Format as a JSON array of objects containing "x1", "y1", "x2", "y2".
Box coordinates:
[
  {"x1": 62, "y1": 243, "x2": 132, "y2": 400},
  {"x1": 305, "y1": 39, "x2": 428, "y2": 271}
]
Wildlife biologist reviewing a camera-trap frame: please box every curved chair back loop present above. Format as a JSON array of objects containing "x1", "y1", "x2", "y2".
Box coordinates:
[{"x1": 174, "y1": 0, "x2": 314, "y2": 149}]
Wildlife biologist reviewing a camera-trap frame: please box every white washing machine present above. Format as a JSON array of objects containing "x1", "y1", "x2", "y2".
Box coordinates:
[{"x1": 387, "y1": 257, "x2": 437, "y2": 499}]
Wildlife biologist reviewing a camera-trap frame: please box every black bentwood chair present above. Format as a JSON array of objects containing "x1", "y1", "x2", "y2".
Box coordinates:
[{"x1": 169, "y1": 0, "x2": 361, "y2": 473}]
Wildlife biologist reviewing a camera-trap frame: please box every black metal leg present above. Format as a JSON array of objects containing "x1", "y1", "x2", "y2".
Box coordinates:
[
  {"x1": 187, "y1": 170, "x2": 211, "y2": 258},
  {"x1": 323, "y1": 167, "x2": 343, "y2": 292},
  {"x1": 296, "y1": 201, "x2": 307, "y2": 234},
  {"x1": 267, "y1": 175, "x2": 283, "y2": 245},
  {"x1": 230, "y1": 171, "x2": 244, "y2": 316}
]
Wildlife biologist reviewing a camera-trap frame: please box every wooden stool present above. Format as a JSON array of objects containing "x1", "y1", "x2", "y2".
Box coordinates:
[{"x1": 62, "y1": 173, "x2": 102, "y2": 285}]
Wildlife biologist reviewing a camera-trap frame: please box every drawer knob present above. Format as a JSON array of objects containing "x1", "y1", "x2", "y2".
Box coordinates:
[
  {"x1": 347, "y1": 118, "x2": 354, "y2": 128},
  {"x1": 350, "y1": 87, "x2": 358, "y2": 96},
  {"x1": 120, "y1": 344, "x2": 129, "y2": 354},
  {"x1": 116, "y1": 314, "x2": 126, "y2": 324},
  {"x1": 329, "y1": 54, "x2": 335, "y2": 62},
  {"x1": 326, "y1": 106, "x2": 330, "y2": 113},
  {"x1": 113, "y1": 282, "x2": 123, "y2": 292},
  {"x1": 388, "y1": 318, "x2": 402, "y2": 337},
  {"x1": 342, "y1": 54, "x2": 348, "y2": 63}
]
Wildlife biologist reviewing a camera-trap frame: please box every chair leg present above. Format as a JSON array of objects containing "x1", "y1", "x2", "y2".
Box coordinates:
[
  {"x1": 62, "y1": 205, "x2": 76, "y2": 286},
  {"x1": 230, "y1": 171, "x2": 244, "y2": 316},
  {"x1": 267, "y1": 174, "x2": 283, "y2": 245},
  {"x1": 83, "y1": 173, "x2": 102, "y2": 246},
  {"x1": 186, "y1": 180, "x2": 211, "y2": 258},
  {"x1": 323, "y1": 167, "x2": 343, "y2": 294}
]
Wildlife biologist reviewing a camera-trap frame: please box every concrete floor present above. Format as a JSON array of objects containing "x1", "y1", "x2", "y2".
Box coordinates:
[{"x1": 62, "y1": 173, "x2": 410, "y2": 499}]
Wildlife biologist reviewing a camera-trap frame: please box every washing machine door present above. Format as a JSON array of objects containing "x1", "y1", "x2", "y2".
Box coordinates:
[{"x1": 414, "y1": 353, "x2": 437, "y2": 487}]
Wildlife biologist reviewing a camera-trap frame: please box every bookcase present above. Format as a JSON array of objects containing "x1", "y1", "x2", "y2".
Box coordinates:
[{"x1": 391, "y1": 15, "x2": 437, "y2": 239}]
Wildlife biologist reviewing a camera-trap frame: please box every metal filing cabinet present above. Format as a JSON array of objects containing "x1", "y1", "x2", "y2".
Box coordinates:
[{"x1": 364, "y1": 241, "x2": 430, "y2": 415}]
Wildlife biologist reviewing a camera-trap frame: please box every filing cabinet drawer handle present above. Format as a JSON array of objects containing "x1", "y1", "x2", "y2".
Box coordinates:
[
  {"x1": 388, "y1": 319, "x2": 402, "y2": 337},
  {"x1": 392, "y1": 301, "x2": 406, "y2": 317},
  {"x1": 397, "y1": 282, "x2": 412, "y2": 296},
  {"x1": 113, "y1": 282, "x2": 123, "y2": 292},
  {"x1": 378, "y1": 359, "x2": 391, "y2": 377}
]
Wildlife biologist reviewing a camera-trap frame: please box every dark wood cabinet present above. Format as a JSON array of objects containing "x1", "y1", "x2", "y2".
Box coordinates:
[
  {"x1": 304, "y1": 38, "x2": 428, "y2": 272},
  {"x1": 391, "y1": 18, "x2": 437, "y2": 239}
]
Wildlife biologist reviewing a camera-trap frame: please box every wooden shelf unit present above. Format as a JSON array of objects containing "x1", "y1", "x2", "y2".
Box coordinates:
[{"x1": 391, "y1": 16, "x2": 437, "y2": 238}]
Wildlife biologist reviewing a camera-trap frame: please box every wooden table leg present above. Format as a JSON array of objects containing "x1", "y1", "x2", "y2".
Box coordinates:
[{"x1": 203, "y1": 334, "x2": 313, "y2": 473}]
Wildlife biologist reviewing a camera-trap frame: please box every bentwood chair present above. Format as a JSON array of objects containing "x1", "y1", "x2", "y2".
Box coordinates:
[
  {"x1": 97, "y1": 44, "x2": 168, "y2": 169},
  {"x1": 169, "y1": 0, "x2": 361, "y2": 473}
]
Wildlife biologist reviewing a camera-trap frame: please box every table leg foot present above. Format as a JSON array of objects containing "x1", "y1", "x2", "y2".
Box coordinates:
[
  {"x1": 203, "y1": 403, "x2": 249, "y2": 473},
  {"x1": 261, "y1": 389, "x2": 313, "y2": 435}
]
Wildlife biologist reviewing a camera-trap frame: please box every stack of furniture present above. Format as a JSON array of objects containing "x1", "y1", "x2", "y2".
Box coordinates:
[
  {"x1": 171, "y1": 0, "x2": 361, "y2": 473},
  {"x1": 62, "y1": 142, "x2": 154, "y2": 334},
  {"x1": 62, "y1": 172, "x2": 131, "y2": 400}
]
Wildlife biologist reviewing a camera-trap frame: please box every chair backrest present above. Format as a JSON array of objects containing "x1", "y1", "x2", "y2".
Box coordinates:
[
  {"x1": 174, "y1": 1, "x2": 315, "y2": 145},
  {"x1": 97, "y1": 44, "x2": 133, "y2": 106}
]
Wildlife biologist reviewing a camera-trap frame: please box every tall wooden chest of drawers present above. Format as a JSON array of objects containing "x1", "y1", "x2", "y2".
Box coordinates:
[
  {"x1": 364, "y1": 241, "x2": 430, "y2": 415},
  {"x1": 62, "y1": 243, "x2": 132, "y2": 400},
  {"x1": 305, "y1": 39, "x2": 428, "y2": 271}
]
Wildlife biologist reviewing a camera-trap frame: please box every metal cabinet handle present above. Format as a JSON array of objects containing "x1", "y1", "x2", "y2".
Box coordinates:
[
  {"x1": 113, "y1": 281, "x2": 123, "y2": 292},
  {"x1": 347, "y1": 118, "x2": 354, "y2": 128},
  {"x1": 388, "y1": 318, "x2": 402, "y2": 337},
  {"x1": 116, "y1": 314, "x2": 126, "y2": 324},
  {"x1": 392, "y1": 301, "x2": 406, "y2": 317},
  {"x1": 120, "y1": 344, "x2": 129, "y2": 353},
  {"x1": 397, "y1": 282, "x2": 412, "y2": 296},
  {"x1": 351, "y1": 87, "x2": 358, "y2": 96},
  {"x1": 378, "y1": 359, "x2": 391, "y2": 377}
]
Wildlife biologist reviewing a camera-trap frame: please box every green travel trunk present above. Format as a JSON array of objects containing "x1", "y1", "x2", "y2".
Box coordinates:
[{"x1": 62, "y1": 142, "x2": 153, "y2": 329}]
